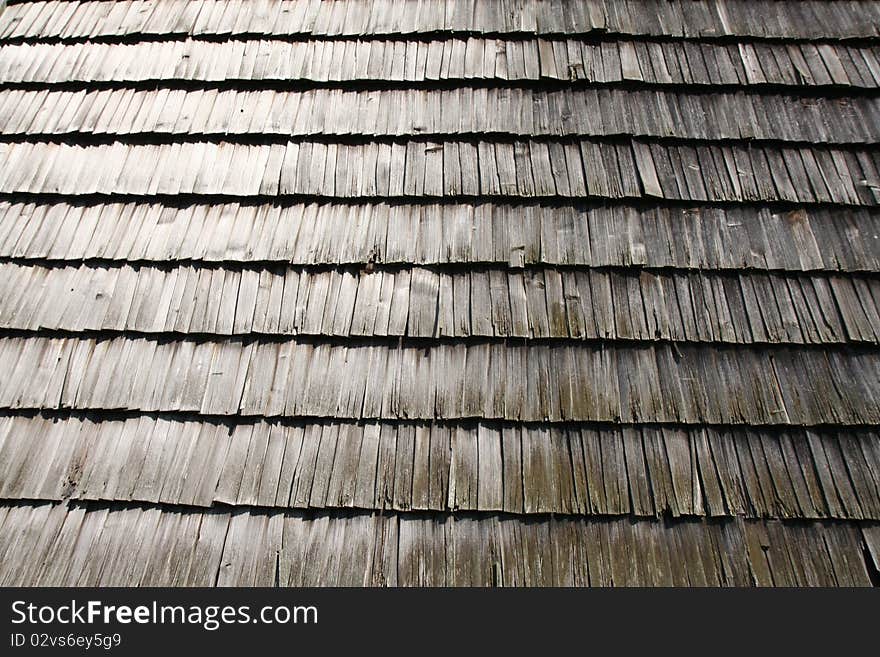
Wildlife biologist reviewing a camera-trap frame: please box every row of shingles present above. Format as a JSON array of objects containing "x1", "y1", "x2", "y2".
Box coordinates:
[
  {"x1": 0, "y1": 335, "x2": 877, "y2": 425},
  {"x1": 2, "y1": 261, "x2": 879, "y2": 344},
  {"x1": 3, "y1": 0, "x2": 880, "y2": 40},
  {"x1": 0, "y1": 413, "x2": 877, "y2": 520},
  {"x1": 1, "y1": 139, "x2": 878, "y2": 205},
  {"x1": 2, "y1": 38, "x2": 878, "y2": 88},
  {"x1": 2, "y1": 88, "x2": 878, "y2": 144},
  {"x1": 0, "y1": 500, "x2": 875, "y2": 586},
  {"x1": 0, "y1": 201, "x2": 875, "y2": 273}
]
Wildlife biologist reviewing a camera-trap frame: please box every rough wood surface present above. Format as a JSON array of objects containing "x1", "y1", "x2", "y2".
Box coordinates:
[
  {"x1": 3, "y1": 1, "x2": 879, "y2": 40},
  {"x1": 1, "y1": 201, "x2": 877, "y2": 272},
  {"x1": 0, "y1": 0, "x2": 877, "y2": 586},
  {"x1": 0, "y1": 335, "x2": 878, "y2": 425},
  {"x1": 2, "y1": 139, "x2": 878, "y2": 205},
  {"x1": 0, "y1": 501, "x2": 875, "y2": 586},
  {"x1": 5, "y1": 89, "x2": 876, "y2": 143},
  {"x1": 4, "y1": 38, "x2": 880, "y2": 88},
  {"x1": 1, "y1": 414, "x2": 878, "y2": 520},
  {"x1": 2, "y1": 262, "x2": 879, "y2": 344}
]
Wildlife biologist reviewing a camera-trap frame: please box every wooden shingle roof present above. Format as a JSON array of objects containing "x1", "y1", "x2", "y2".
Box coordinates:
[{"x1": 0, "y1": 0, "x2": 878, "y2": 586}]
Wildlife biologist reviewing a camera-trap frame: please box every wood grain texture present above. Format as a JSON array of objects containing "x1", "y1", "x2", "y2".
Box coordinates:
[
  {"x1": 0, "y1": 501, "x2": 875, "y2": 586},
  {"x1": 3, "y1": 37, "x2": 880, "y2": 88},
  {"x1": 2, "y1": 201, "x2": 876, "y2": 272},
  {"x1": 1, "y1": 414, "x2": 878, "y2": 519},
  {"x1": 5, "y1": 89, "x2": 875, "y2": 143},
  {"x1": 1, "y1": 139, "x2": 877, "y2": 205},
  {"x1": 0, "y1": 0, "x2": 877, "y2": 586},
  {"x1": 2, "y1": 262, "x2": 879, "y2": 344},
  {"x1": 3, "y1": 1, "x2": 879, "y2": 40},
  {"x1": 0, "y1": 335, "x2": 878, "y2": 425}
]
